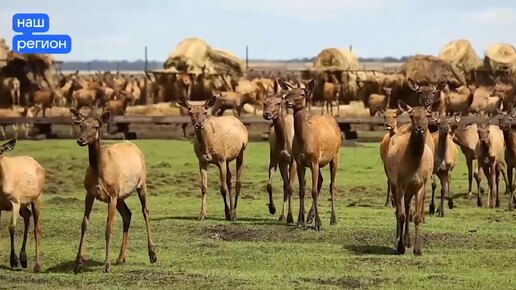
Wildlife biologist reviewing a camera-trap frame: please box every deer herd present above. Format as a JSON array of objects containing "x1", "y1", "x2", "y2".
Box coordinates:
[{"x1": 1, "y1": 76, "x2": 516, "y2": 274}]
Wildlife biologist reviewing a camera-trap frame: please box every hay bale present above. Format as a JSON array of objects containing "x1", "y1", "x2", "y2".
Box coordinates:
[
  {"x1": 164, "y1": 37, "x2": 245, "y2": 76},
  {"x1": 484, "y1": 43, "x2": 516, "y2": 73},
  {"x1": 312, "y1": 48, "x2": 360, "y2": 71},
  {"x1": 0, "y1": 38, "x2": 9, "y2": 68},
  {"x1": 438, "y1": 39, "x2": 482, "y2": 73},
  {"x1": 399, "y1": 54, "x2": 466, "y2": 85}
]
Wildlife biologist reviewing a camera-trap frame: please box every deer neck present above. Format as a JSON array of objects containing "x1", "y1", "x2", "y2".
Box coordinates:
[
  {"x1": 273, "y1": 108, "x2": 293, "y2": 150},
  {"x1": 406, "y1": 129, "x2": 426, "y2": 169},
  {"x1": 436, "y1": 130, "x2": 448, "y2": 159},
  {"x1": 88, "y1": 137, "x2": 102, "y2": 174},
  {"x1": 194, "y1": 126, "x2": 209, "y2": 155},
  {"x1": 503, "y1": 129, "x2": 516, "y2": 152},
  {"x1": 389, "y1": 123, "x2": 398, "y2": 137},
  {"x1": 293, "y1": 107, "x2": 309, "y2": 146}
]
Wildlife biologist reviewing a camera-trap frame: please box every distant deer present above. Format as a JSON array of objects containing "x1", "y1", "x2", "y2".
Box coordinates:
[
  {"x1": 496, "y1": 108, "x2": 516, "y2": 210},
  {"x1": 474, "y1": 120, "x2": 507, "y2": 208},
  {"x1": 385, "y1": 100, "x2": 434, "y2": 255},
  {"x1": 429, "y1": 114, "x2": 459, "y2": 217},
  {"x1": 0, "y1": 138, "x2": 45, "y2": 272},
  {"x1": 378, "y1": 108, "x2": 401, "y2": 207},
  {"x1": 177, "y1": 96, "x2": 248, "y2": 221},
  {"x1": 322, "y1": 73, "x2": 340, "y2": 116},
  {"x1": 280, "y1": 79, "x2": 341, "y2": 231},
  {"x1": 262, "y1": 86, "x2": 296, "y2": 222},
  {"x1": 69, "y1": 109, "x2": 157, "y2": 273}
]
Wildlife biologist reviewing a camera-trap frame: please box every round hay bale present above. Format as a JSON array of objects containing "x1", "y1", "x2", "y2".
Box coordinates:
[
  {"x1": 484, "y1": 43, "x2": 516, "y2": 73},
  {"x1": 312, "y1": 48, "x2": 360, "y2": 71},
  {"x1": 399, "y1": 54, "x2": 466, "y2": 85},
  {"x1": 0, "y1": 38, "x2": 9, "y2": 68},
  {"x1": 164, "y1": 37, "x2": 245, "y2": 76},
  {"x1": 438, "y1": 39, "x2": 482, "y2": 73}
]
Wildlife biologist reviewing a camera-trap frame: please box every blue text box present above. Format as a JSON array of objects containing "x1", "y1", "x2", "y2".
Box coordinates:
[
  {"x1": 12, "y1": 34, "x2": 72, "y2": 54},
  {"x1": 12, "y1": 13, "x2": 50, "y2": 33}
]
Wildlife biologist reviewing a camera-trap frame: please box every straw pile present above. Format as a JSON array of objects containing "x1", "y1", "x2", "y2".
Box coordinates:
[
  {"x1": 0, "y1": 38, "x2": 9, "y2": 68},
  {"x1": 484, "y1": 43, "x2": 516, "y2": 73},
  {"x1": 438, "y1": 39, "x2": 482, "y2": 73},
  {"x1": 163, "y1": 38, "x2": 245, "y2": 76},
  {"x1": 399, "y1": 54, "x2": 466, "y2": 85},
  {"x1": 312, "y1": 48, "x2": 360, "y2": 71}
]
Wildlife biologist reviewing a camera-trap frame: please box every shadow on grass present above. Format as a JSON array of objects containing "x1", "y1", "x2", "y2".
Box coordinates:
[
  {"x1": 153, "y1": 215, "x2": 277, "y2": 224},
  {"x1": 345, "y1": 244, "x2": 393, "y2": 255},
  {"x1": 0, "y1": 264, "x2": 23, "y2": 271},
  {"x1": 45, "y1": 259, "x2": 104, "y2": 273}
]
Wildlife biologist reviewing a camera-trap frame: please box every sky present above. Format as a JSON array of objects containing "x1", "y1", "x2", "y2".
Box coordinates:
[{"x1": 1, "y1": 0, "x2": 515, "y2": 61}]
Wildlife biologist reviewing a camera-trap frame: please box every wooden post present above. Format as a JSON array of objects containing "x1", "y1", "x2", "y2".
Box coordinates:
[
  {"x1": 245, "y1": 45, "x2": 249, "y2": 71},
  {"x1": 143, "y1": 46, "x2": 149, "y2": 105}
]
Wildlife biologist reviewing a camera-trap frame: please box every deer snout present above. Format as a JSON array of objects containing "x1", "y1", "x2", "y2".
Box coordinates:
[
  {"x1": 384, "y1": 122, "x2": 392, "y2": 130},
  {"x1": 263, "y1": 112, "x2": 273, "y2": 120},
  {"x1": 77, "y1": 137, "x2": 88, "y2": 146},
  {"x1": 414, "y1": 126, "x2": 424, "y2": 134},
  {"x1": 194, "y1": 122, "x2": 203, "y2": 129}
]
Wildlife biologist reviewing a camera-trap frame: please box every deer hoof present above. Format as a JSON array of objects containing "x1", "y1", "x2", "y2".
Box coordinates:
[
  {"x1": 103, "y1": 263, "x2": 111, "y2": 273},
  {"x1": 448, "y1": 199, "x2": 454, "y2": 209},
  {"x1": 429, "y1": 203, "x2": 435, "y2": 215},
  {"x1": 19, "y1": 251, "x2": 27, "y2": 268},
  {"x1": 413, "y1": 248, "x2": 422, "y2": 256},
  {"x1": 330, "y1": 214, "x2": 337, "y2": 225},
  {"x1": 268, "y1": 203, "x2": 276, "y2": 215},
  {"x1": 10, "y1": 254, "x2": 19, "y2": 268},
  {"x1": 116, "y1": 256, "x2": 126, "y2": 265},
  {"x1": 149, "y1": 246, "x2": 157, "y2": 264},
  {"x1": 33, "y1": 263, "x2": 41, "y2": 273},
  {"x1": 286, "y1": 213, "x2": 294, "y2": 224},
  {"x1": 278, "y1": 215, "x2": 286, "y2": 221},
  {"x1": 314, "y1": 216, "x2": 322, "y2": 231}
]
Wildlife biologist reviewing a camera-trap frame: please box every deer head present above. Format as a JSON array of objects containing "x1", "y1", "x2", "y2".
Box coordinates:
[
  {"x1": 279, "y1": 79, "x2": 316, "y2": 110},
  {"x1": 70, "y1": 108, "x2": 111, "y2": 146},
  {"x1": 398, "y1": 100, "x2": 434, "y2": 135},
  {"x1": 262, "y1": 91, "x2": 283, "y2": 121},
  {"x1": 496, "y1": 107, "x2": 516, "y2": 131},
  {"x1": 407, "y1": 78, "x2": 446, "y2": 110},
  {"x1": 177, "y1": 95, "x2": 216, "y2": 130},
  {"x1": 378, "y1": 108, "x2": 401, "y2": 131}
]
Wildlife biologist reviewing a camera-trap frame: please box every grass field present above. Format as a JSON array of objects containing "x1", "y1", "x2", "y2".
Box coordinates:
[{"x1": 0, "y1": 139, "x2": 515, "y2": 289}]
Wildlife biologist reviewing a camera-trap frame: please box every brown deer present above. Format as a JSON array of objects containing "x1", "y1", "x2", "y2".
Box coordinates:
[
  {"x1": 385, "y1": 100, "x2": 434, "y2": 255},
  {"x1": 280, "y1": 79, "x2": 341, "y2": 231},
  {"x1": 474, "y1": 120, "x2": 506, "y2": 208},
  {"x1": 0, "y1": 138, "x2": 45, "y2": 272},
  {"x1": 262, "y1": 87, "x2": 296, "y2": 222},
  {"x1": 322, "y1": 73, "x2": 340, "y2": 116},
  {"x1": 69, "y1": 109, "x2": 157, "y2": 273},
  {"x1": 429, "y1": 114, "x2": 459, "y2": 217},
  {"x1": 177, "y1": 96, "x2": 248, "y2": 221},
  {"x1": 496, "y1": 108, "x2": 516, "y2": 210},
  {"x1": 378, "y1": 108, "x2": 401, "y2": 207}
]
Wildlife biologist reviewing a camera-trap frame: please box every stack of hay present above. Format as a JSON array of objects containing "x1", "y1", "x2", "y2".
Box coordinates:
[
  {"x1": 312, "y1": 48, "x2": 360, "y2": 71},
  {"x1": 438, "y1": 39, "x2": 482, "y2": 74},
  {"x1": 484, "y1": 43, "x2": 516, "y2": 74},
  {"x1": 0, "y1": 38, "x2": 9, "y2": 68},
  {"x1": 399, "y1": 54, "x2": 466, "y2": 85},
  {"x1": 163, "y1": 37, "x2": 245, "y2": 76}
]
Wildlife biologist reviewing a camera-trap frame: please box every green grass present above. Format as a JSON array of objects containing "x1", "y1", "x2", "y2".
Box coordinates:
[{"x1": 0, "y1": 139, "x2": 515, "y2": 289}]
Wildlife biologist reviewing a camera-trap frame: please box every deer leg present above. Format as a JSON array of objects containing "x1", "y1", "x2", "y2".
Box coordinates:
[
  {"x1": 137, "y1": 183, "x2": 157, "y2": 264},
  {"x1": 430, "y1": 174, "x2": 437, "y2": 215},
  {"x1": 19, "y1": 207, "x2": 31, "y2": 269},
  {"x1": 9, "y1": 202, "x2": 21, "y2": 268},
  {"x1": 296, "y1": 164, "x2": 306, "y2": 227},
  {"x1": 495, "y1": 166, "x2": 501, "y2": 208},
  {"x1": 509, "y1": 166, "x2": 515, "y2": 211},
  {"x1": 403, "y1": 195, "x2": 411, "y2": 248},
  {"x1": 218, "y1": 161, "x2": 232, "y2": 221},
  {"x1": 329, "y1": 155, "x2": 339, "y2": 225},
  {"x1": 311, "y1": 163, "x2": 322, "y2": 231},
  {"x1": 199, "y1": 162, "x2": 208, "y2": 220},
  {"x1": 0, "y1": 126, "x2": 6, "y2": 140},
  {"x1": 278, "y1": 161, "x2": 289, "y2": 222},
  {"x1": 448, "y1": 174, "x2": 454, "y2": 209},
  {"x1": 226, "y1": 162, "x2": 233, "y2": 211},
  {"x1": 467, "y1": 158, "x2": 473, "y2": 199},
  {"x1": 31, "y1": 198, "x2": 41, "y2": 273},
  {"x1": 75, "y1": 192, "x2": 94, "y2": 273},
  {"x1": 475, "y1": 164, "x2": 484, "y2": 207},
  {"x1": 489, "y1": 164, "x2": 496, "y2": 208},
  {"x1": 287, "y1": 161, "x2": 296, "y2": 224},
  {"x1": 438, "y1": 173, "x2": 448, "y2": 217},
  {"x1": 384, "y1": 166, "x2": 391, "y2": 207},
  {"x1": 307, "y1": 170, "x2": 322, "y2": 224},
  {"x1": 266, "y1": 156, "x2": 277, "y2": 216},
  {"x1": 182, "y1": 123, "x2": 188, "y2": 138},
  {"x1": 394, "y1": 188, "x2": 406, "y2": 255},
  {"x1": 115, "y1": 199, "x2": 132, "y2": 265},
  {"x1": 103, "y1": 197, "x2": 117, "y2": 273},
  {"x1": 234, "y1": 153, "x2": 244, "y2": 220},
  {"x1": 413, "y1": 186, "x2": 425, "y2": 256}
]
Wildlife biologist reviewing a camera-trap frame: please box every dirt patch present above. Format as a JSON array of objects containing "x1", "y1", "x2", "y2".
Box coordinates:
[
  {"x1": 206, "y1": 225, "x2": 262, "y2": 241},
  {"x1": 421, "y1": 232, "x2": 471, "y2": 247},
  {"x1": 45, "y1": 196, "x2": 82, "y2": 206},
  {"x1": 204, "y1": 224, "x2": 301, "y2": 242},
  {"x1": 299, "y1": 276, "x2": 391, "y2": 289}
]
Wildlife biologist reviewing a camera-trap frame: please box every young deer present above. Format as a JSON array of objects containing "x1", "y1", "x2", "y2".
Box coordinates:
[
  {"x1": 0, "y1": 138, "x2": 45, "y2": 272},
  {"x1": 429, "y1": 114, "x2": 459, "y2": 217},
  {"x1": 386, "y1": 101, "x2": 434, "y2": 255},
  {"x1": 496, "y1": 108, "x2": 516, "y2": 210},
  {"x1": 69, "y1": 109, "x2": 156, "y2": 273},
  {"x1": 263, "y1": 88, "x2": 296, "y2": 222},
  {"x1": 178, "y1": 96, "x2": 248, "y2": 221},
  {"x1": 280, "y1": 79, "x2": 341, "y2": 231},
  {"x1": 474, "y1": 120, "x2": 507, "y2": 208},
  {"x1": 378, "y1": 108, "x2": 402, "y2": 207}
]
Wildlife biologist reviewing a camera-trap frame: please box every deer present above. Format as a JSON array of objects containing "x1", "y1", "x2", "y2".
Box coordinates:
[
  {"x1": 496, "y1": 108, "x2": 516, "y2": 210},
  {"x1": 0, "y1": 138, "x2": 45, "y2": 272},
  {"x1": 279, "y1": 79, "x2": 341, "y2": 231},
  {"x1": 262, "y1": 86, "x2": 296, "y2": 223},
  {"x1": 385, "y1": 100, "x2": 434, "y2": 255},
  {"x1": 322, "y1": 74, "x2": 340, "y2": 116},
  {"x1": 69, "y1": 108, "x2": 157, "y2": 273},
  {"x1": 474, "y1": 119, "x2": 507, "y2": 208},
  {"x1": 429, "y1": 114, "x2": 459, "y2": 217},
  {"x1": 177, "y1": 95, "x2": 248, "y2": 221},
  {"x1": 378, "y1": 108, "x2": 402, "y2": 207}
]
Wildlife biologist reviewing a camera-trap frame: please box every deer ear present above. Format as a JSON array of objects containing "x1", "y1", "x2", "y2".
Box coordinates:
[
  {"x1": 69, "y1": 108, "x2": 84, "y2": 124},
  {"x1": 277, "y1": 79, "x2": 293, "y2": 91},
  {"x1": 0, "y1": 138, "x2": 16, "y2": 155},
  {"x1": 177, "y1": 96, "x2": 192, "y2": 110},
  {"x1": 304, "y1": 79, "x2": 316, "y2": 96},
  {"x1": 435, "y1": 82, "x2": 446, "y2": 91},
  {"x1": 204, "y1": 95, "x2": 217, "y2": 109},
  {"x1": 397, "y1": 100, "x2": 412, "y2": 113},
  {"x1": 99, "y1": 111, "x2": 111, "y2": 124},
  {"x1": 407, "y1": 78, "x2": 419, "y2": 92}
]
